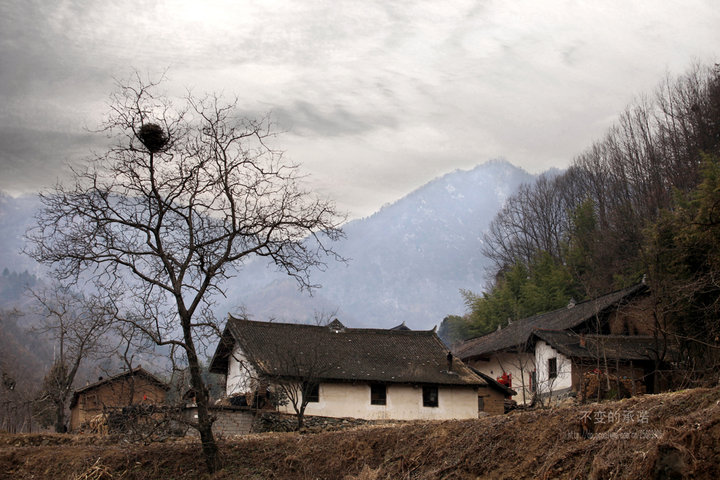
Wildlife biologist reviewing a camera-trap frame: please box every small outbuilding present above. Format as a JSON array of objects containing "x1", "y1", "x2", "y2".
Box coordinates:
[{"x1": 69, "y1": 366, "x2": 169, "y2": 432}]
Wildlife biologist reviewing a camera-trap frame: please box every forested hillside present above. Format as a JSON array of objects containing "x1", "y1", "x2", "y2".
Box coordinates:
[{"x1": 442, "y1": 63, "x2": 720, "y2": 386}]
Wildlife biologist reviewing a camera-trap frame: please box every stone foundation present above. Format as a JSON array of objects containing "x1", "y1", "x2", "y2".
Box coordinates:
[
  {"x1": 252, "y1": 411, "x2": 373, "y2": 433},
  {"x1": 185, "y1": 407, "x2": 400, "y2": 437},
  {"x1": 184, "y1": 406, "x2": 254, "y2": 437}
]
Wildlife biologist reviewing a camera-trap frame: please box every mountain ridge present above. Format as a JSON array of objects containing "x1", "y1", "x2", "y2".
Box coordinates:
[
  {"x1": 0, "y1": 160, "x2": 536, "y2": 330},
  {"x1": 219, "y1": 159, "x2": 535, "y2": 329}
]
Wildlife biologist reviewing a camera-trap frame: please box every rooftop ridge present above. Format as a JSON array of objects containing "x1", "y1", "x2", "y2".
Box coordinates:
[
  {"x1": 454, "y1": 283, "x2": 648, "y2": 359},
  {"x1": 227, "y1": 316, "x2": 436, "y2": 334}
]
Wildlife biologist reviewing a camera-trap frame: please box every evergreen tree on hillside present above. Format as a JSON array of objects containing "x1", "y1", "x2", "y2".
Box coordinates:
[
  {"x1": 443, "y1": 252, "x2": 580, "y2": 340},
  {"x1": 644, "y1": 155, "x2": 720, "y2": 384}
]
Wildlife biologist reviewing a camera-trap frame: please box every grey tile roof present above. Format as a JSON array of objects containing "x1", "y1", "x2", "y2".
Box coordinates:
[
  {"x1": 453, "y1": 283, "x2": 648, "y2": 360},
  {"x1": 533, "y1": 330, "x2": 660, "y2": 361},
  {"x1": 468, "y1": 367, "x2": 517, "y2": 397},
  {"x1": 210, "y1": 318, "x2": 485, "y2": 387}
]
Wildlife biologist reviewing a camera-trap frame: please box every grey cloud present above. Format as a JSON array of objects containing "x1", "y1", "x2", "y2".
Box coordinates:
[
  {"x1": 0, "y1": 126, "x2": 101, "y2": 193},
  {"x1": 0, "y1": 0, "x2": 719, "y2": 220},
  {"x1": 273, "y1": 100, "x2": 398, "y2": 137}
]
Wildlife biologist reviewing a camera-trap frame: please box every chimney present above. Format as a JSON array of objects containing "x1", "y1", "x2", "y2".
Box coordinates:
[
  {"x1": 447, "y1": 352, "x2": 453, "y2": 372},
  {"x1": 567, "y1": 298, "x2": 576, "y2": 309}
]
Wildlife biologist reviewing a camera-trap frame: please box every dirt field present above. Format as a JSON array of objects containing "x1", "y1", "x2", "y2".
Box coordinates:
[{"x1": 1, "y1": 386, "x2": 719, "y2": 479}]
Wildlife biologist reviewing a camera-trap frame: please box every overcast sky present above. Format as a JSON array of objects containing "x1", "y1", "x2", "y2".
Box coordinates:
[{"x1": 0, "y1": 1, "x2": 718, "y2": 219}]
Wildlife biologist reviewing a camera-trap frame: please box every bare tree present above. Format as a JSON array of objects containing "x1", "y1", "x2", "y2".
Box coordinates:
[
  {"x1": 501, "y1": 341, "x2": 536, "y2": 407},
  {"x1": 234, "y1": 346, "x2": 334, "y2": 430},
  {"x1": 0, "y1": 310, "x2": 36, "y2": 433},
  {"x1": 263, "y1": 345, "x2": 335, "y2": 431},
  {"x1": 482, "y1": 64, "x2": 720, "y2": 296},
  {"x1": 229, "y1": 312, "x2": 339, "y2": 431},
  {"x1": 30, "y1": 285, "x2": 113, "y2": 432},
  {"x1": 483, "y1": 174, "x2": 570, "y2": 272},
  {"x1": 26, "y1": 74, "x2": 344, "y2": 472}
]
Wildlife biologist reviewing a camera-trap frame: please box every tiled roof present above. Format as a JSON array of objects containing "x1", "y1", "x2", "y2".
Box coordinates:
[
  {"x1": 453, "y1": 283, "x2": 648, "y2": 360},
  {"x1": 468, "y1": 367, "x2": 517, "y2": 397},
  {"x1": 533, "y1": 330, "x2": 660, "y2": 361},
  {"x1": 210, "y1": 318, "x2": 485, "y2": 387}
]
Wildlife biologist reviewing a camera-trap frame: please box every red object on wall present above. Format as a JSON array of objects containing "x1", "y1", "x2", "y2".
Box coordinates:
[{"x1": 497, "y1": 372, "x2": 512, "y2": 388}]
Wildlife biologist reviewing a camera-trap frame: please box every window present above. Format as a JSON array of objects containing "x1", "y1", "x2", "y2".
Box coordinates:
[
  {"x1": 422, "y1": 385, "x2": 438, "y2": 407},
  {"x1": 84, "y1": 394, "x2": 98, "y2": 408},
  {"x1": 477, "y1": 396, "x2": 485, "y2": 411},
  {"x1": 548, "y1": 357, "x2": 558, "y2": 379},
  {"x1": 370, "y1": 383, "x2": 386, "y2": 405},
  {"x1": 303, "y1": 382, "x2": 319, "y2": 403}
]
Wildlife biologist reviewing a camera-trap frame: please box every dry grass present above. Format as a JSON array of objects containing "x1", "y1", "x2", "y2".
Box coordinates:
[{"x1": 2, "y1": 386, "x2": 719, "y2": 479}]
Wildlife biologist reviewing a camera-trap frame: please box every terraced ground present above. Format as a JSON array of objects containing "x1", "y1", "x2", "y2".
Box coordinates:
[{"x1": 1, "y1": 386, "x2": 719, "y2": 479}]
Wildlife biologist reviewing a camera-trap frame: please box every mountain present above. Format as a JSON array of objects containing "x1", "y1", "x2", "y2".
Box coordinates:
[
  {"x1": 219, "y1": 160, "x2": 535, "y2": 329},
  {"x1": 0, "y1": 160, "x2": 535, "y2": 331}
]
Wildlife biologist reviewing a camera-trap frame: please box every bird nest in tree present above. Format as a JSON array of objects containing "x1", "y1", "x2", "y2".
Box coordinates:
[{"x1": 137, "y1": 123, "x2": 168, "y2": 153}]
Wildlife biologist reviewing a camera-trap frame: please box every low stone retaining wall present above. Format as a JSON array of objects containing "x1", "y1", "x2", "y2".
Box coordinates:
[
  {"x1": 252, "y1": 411, "x2": 373, "y2": 433},
  {"x1": 185, "y1": 407, "x2": 391, "y2": 437},
  {"x1": 184, "y1": 406, "x2": 255, "y2": 437}
]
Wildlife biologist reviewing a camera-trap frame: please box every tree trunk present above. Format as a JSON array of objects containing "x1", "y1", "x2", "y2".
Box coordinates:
[
  {"x1": 54, "y1": 402, "x2": 66, "y2": 433},
  {"x1": 181, "y1": 313, "x2": 221, "y2": 473},
  {"x1": 296, "y1": 408, "x2": 305, "y2": 431},
  {"x1": 195, "y1": 403, "x2": 220, "y2": 473}
]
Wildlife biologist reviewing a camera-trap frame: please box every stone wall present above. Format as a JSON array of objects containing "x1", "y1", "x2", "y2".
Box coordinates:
[
  {"x1": 188, "y1": 407, "x2": 483, "y2": 437},
  {"x1": 214, "y1": 408, "x2": 254, "y2": 436},
  {"x1": 252, "y1": 412, "x2": 374, "y2": 433},
  {"x1": 184, "y1": 406, "x2": 254, "y2": 437}
]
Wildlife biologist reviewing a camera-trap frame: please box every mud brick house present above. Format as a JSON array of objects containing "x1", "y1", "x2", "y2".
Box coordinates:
[
  {"x1": 210, "y1": 318, "x2": 507, "y2": 421},
  {"x1": 469, "y1": 369, "x2": 517, "y2": 415},
  {"x1": 453, "y1": 283, "x2": 669, "y2": 405},
  {"x1": 69, "y1": 367, "x2": 169, "y2": 431}
]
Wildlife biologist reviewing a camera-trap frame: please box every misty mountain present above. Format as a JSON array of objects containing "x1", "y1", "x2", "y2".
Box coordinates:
[
  {"x1": 0, "y1": 193, "x2": 41, "y2": 276},
  {"x1": 218, "y1": 160, "x2": 535, "y2": 329},
  {"x1": 0, "y1": 160, "x2": 535, "y2": 331}
]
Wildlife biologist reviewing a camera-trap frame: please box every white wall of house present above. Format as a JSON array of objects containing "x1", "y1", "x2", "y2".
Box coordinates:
[
  {"x1": 226, "y1": 344, "x2": 257, "y2": 395},
  {"x1": 277, "y1": 382, "x2": 479, "y2": 420},
  {"x1": 468, "y1": 352, "x2": 535, "y2": 405},
  {"x1": 534, "y1": 340, "x2": 572, "y2": 397},
  {"x1": 226, "y1": 343, "x2": 479, "y2": 420}
]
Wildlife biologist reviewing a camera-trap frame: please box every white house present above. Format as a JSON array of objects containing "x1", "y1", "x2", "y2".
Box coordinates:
[
  {"x1": 453, "y1": 283, "x2": 665, "y2": 404},
  {"x1": 209, "y1": 318, "x2": 503, "y2": 421}
]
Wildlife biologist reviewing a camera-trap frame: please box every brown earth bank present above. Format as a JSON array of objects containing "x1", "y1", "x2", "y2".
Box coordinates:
[{"x1": 1, "y1": 386, "x2": 719, "y2": 480}]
